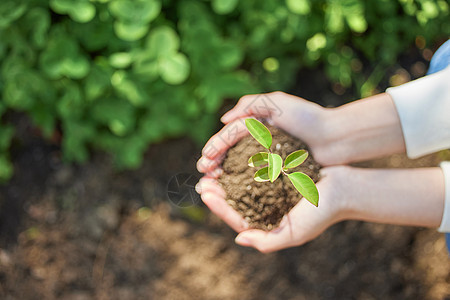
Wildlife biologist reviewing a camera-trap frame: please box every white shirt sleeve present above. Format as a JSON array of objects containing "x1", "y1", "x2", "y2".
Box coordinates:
[
  {"x1": 438, "y1": 162, "x2": 450, "y2": 232},
  {"x1": 386, "y1": 66, "x2": 450, "y2": 232},
  {"x1": 386, "y1": 66, "x2": 450, "y2": 158}
]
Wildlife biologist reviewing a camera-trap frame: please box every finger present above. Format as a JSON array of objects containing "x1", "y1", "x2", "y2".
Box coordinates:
[
  {"x1": 221, "y1": 94, "x2": 262, "y2": 123},
  {"x1": 196, "y1": 177, "x2": 226, "y2": 198},
  {"x1": 201, "y1": 119, "x2": 249, "y2": 160},
  {"x1": 221, "y1": 93, "x2": 281, "y2": 124},
  {"x1": 200, "y1": 192, "x2": 248, "y2": 233},
  {"x1": 197, "y1": 156, "x2": 222, "y2": 174},
  {"x1": 234, "y1": 215, "x2": 297, "y2": 253}
]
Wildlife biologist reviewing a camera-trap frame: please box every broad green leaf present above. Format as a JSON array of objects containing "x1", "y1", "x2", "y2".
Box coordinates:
[
  {"x1": 158, "y1": 53, "x2": 190, "y2": 85},
  {"x1": 254, "y1": 167, "x2": 269, "y2": 182},
  {"x1": 109, "y1": 52, "x2": 133, "y2": 69},
  {"x1": 133, "y1": 56, "x2": 159, "y2": 81},
  {"x1": 22, "y1": 8, "x2": 50, "y2": 48},
  {"x1": 114, "y1": 20, "x2": 149, "y2": 41},
  {"x1": 109, "y1": 0, "x2": 161, "y2": 24},
  {"x1": 286, "y1": 0, "x2": 311, "y2": 15},
  {"x1": 284, "y1": 150, "x2": 308, "y2": 169},
  {"x1": 50, "y1": 0, "x2": 96, "y2": 23},
  {"x1": 287, "y1": 172, "x2": 319, "y2": 207},
  {"x1": 146, "y1": 26, "x2": 180, "y2": 58},
  {"x1": 248, "y1": 152, "x2": 269, "y2": 167},
  {"x1": 245, "y1": 119, "x2": 272, "y2": 149},
  {"x1": 62, "y1": 55, "x2": 90, "y2": 79},
  {"x1": 212, "y1": 0, "x2": 238, "y2": 15},
  {"x1": 0, "y1": 155, "x2": 13, "y2": 181},
  {"x1": 268, "y1": 153, "x2": 283, "y2": 182},
  {"x1": 0, "y1": 125, "x2": 14, "y2": 150},
  {"x1": 0, "y1": 2, "x2": 27, "y2": 29}
]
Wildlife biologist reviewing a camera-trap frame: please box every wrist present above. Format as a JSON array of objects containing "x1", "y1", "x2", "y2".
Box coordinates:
[
  {"x1": 317, "y1": 93, "x2": 406, "y2": 166},
  {"x1": 337, "y1": 167, "x2": 445, "y2": 228}
]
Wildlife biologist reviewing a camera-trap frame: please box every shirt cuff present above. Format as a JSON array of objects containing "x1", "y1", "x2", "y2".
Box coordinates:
[
  {"x1": 438, "y1": 161, "x2": 450, "y2": 232},
  {"x1": 386, "y1": 66, "x2": 450, "y2": 159}
]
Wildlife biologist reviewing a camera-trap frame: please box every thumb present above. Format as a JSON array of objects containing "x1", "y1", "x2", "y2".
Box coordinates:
[{"x1": 234, "y1": 216, "x2": 296, "y2": 253}]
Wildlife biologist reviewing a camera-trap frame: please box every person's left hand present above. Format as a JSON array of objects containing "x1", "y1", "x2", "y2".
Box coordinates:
[{"x1": 196, "y1": 166, "x2": 349, "y2": 253}]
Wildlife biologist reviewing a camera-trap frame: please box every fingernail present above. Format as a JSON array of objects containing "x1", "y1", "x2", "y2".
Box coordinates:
[
  {"x1": 235, "y1": 234, "x2": 252, "y2": 246},
  {"x1": 197, "y1": 157, "x2": 210, "y2": 173},
  {"x1": 195, "y1": 182, "x2": 202, "y2": 194},
  {"x1": 210, "y1": 168, "x2": 223, "y2": 178},
  {"x1": 241, "y1": 220, "x2": 249, "y2": 230},
  {"x1": 221, "y1": 113, "x2": 231, "y2": 123}
]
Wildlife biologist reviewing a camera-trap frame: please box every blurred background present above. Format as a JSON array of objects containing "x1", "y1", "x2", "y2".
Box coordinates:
[{"x1": 0, "y1": 0, "x2": 449, "y2": 299}]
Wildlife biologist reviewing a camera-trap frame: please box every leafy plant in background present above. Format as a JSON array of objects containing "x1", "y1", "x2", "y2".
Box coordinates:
[
  {"x1": 0, "y1": 0, "x2": 448, "y2": 181},
  {"x1": 245, "y1": 119, "x2": 319, "y2": 206}
]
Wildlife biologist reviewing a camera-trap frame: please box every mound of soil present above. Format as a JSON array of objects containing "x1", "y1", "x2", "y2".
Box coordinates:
[{"x1": 219, "y1": 125, "x2": 321, "y2": 230}]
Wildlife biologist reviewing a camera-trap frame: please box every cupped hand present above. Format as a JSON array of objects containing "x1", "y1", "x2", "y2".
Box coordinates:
[
  {"x1": 197, "y1": 92, "x2": 329, "y2": 176},
  {"x1": 196, "y1": 166, "x2": 350, "y2": 253}
]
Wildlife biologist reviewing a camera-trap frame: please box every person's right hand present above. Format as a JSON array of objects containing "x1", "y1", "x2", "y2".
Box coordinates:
[{"x1": 196, "y1": 165, "x2": 351, "y2": 252}]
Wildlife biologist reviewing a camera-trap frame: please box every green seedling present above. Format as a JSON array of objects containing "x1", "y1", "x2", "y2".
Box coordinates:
[{"x1": 245, "y1": 118, "x2": 319, "y2": 207}]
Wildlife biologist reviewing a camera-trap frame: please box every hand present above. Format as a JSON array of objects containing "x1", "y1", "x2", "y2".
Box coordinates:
[
  {"x1": 197, "y1": 91, "x2": 405, "y2": 173},
  {"x1": 197, "y1": 92, "x2": 330, "y2": 176},
  {"x1": 196, "y1": 166, "x2": 350, "y2": 253},
  {"x1": 197, "y1": 165, "x2": 445, "y2": 253},
  {"x1": 196, "y1": 91, "x2": 422, "y2": 253}
]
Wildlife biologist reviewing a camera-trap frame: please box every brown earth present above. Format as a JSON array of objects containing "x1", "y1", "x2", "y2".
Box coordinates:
[
  {"x1": 219, "y1": 125, "x2": 321, "y2": 230},
  {"x1": 0, "y1": 120, "x2": 449, "y2": 299},
  {"x1": 1, "y1": 45, "x2": 449, "y2": 299}
]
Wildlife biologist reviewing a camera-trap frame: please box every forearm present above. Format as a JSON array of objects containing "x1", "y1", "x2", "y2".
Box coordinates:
[
  {"x1": 317, "y1": 93, "x2": 405, "y2": 165},
  {"x1": 340, "y1": 167, "x2": 445, "y2": 228}
]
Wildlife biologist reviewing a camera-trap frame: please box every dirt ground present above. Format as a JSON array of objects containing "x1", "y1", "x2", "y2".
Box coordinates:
[
  {"x1": 219, "y1": 125, "x2": 321, "y2": 230},
  {"x1": 0, "y1": 116, "x2": 449, "y2": 300},
  {"x1": 1, "y1": 45, "x2": 449, "y2": 299}
]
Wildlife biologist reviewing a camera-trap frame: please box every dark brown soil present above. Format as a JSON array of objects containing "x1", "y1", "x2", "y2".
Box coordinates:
[{"x1": 219, "y1": 125, "x2": 321, "y2": 230}]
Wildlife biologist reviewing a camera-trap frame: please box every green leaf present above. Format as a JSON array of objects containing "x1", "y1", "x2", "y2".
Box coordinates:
[
  {"x1": 0, "y1": 2, "x2": 27, "y2": 29},
  {"x1": 114, "y1": 20, "x2": 149, "y2": 41},
  {"x1": 244, "y1": 119, "x2": 272, "y2": 149},
  {"x1": 146, "y1": 26, "x2": 180, "y2": 58},
  {"x1": 50, "y1": 0, "x2": 96, "y2": 23},
  {"x1": 158, "y1": 53, "x2": 190, "y2": 85},
  {"x1": 248, "y1": 152, "x2": 269, "y2": 167},
  {"x1": 0, "y1": 155, "x2": 13, "y2": 181},
  {"x1": 212, "y1": 0, "x2": 238, "y2": 15},
  {"x1": 284, "y1": 150, "x2": 308, "y2": 169},
  {"x1": 254, "y1": 167, "x2": 270, "y2": 182},
  {"x1": 109, "y1": 0, "x2": 161, "y2": 24},
  {"x1": 268, "y1": 153, "x2": 282, "y2": 182},
  {"x1": 287, "y1": 172, "x2": 319, "y2": 206},
  {"x1": 286, "y1": 0, "x2": 311, "y2": 15},
  {"x1": 109, "y1": 52, "x2": 133, "y2": 69}
]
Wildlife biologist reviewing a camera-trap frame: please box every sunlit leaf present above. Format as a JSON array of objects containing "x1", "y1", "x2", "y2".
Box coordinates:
[
  {"x1": 268, "y1": 153, "x2": 283, "y2": 182},
  {"x1": 158, "y1": 53, "x2": 190, "y2": 85},
  {"x1": 50, "y1": 0, "x2": 95, "y2": 23},
  {"x1": 244, "y1": 119, "x2": 272, "y2": 149},
  {"x1": 109, "y1": 52, "x2": 133, "y2": 69},
  {"x1": 287, "y1": 172, "x2": 319, "y2": 206},
  {"x1": 212, "y1": 0, "x2": 238, "y2": 15},
  {"x1": 114, "y1": 20, "x2": 149, "y2": 41},
  {"x1": 248, "y1": 152, "x2": 269, "y2": 167},
  {"x1": 109, "y1": 0, "x2": 161, "y2": 24},
  {"x1": 284, "y1": 150, "x2": 308, "y2": 169},
  {"x1": 286, "y1": 0, "x2": 310, "y2": 15},
  {"x1": 254, "y1": 167, "x2": 270, "y2": 182},
  {"x1": 146, "y1": 26, "x2": 180, "y2": 58}
]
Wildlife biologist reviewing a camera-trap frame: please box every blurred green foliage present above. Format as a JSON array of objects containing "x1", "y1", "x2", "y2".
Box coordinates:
[{"x1": 0, "y1": 0, "x2": 448, "y2": 180}]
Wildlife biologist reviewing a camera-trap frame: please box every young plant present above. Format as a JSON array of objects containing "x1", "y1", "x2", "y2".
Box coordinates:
[{"x1": 245, "y1": 118, "x2": 319, "y2": 207}]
